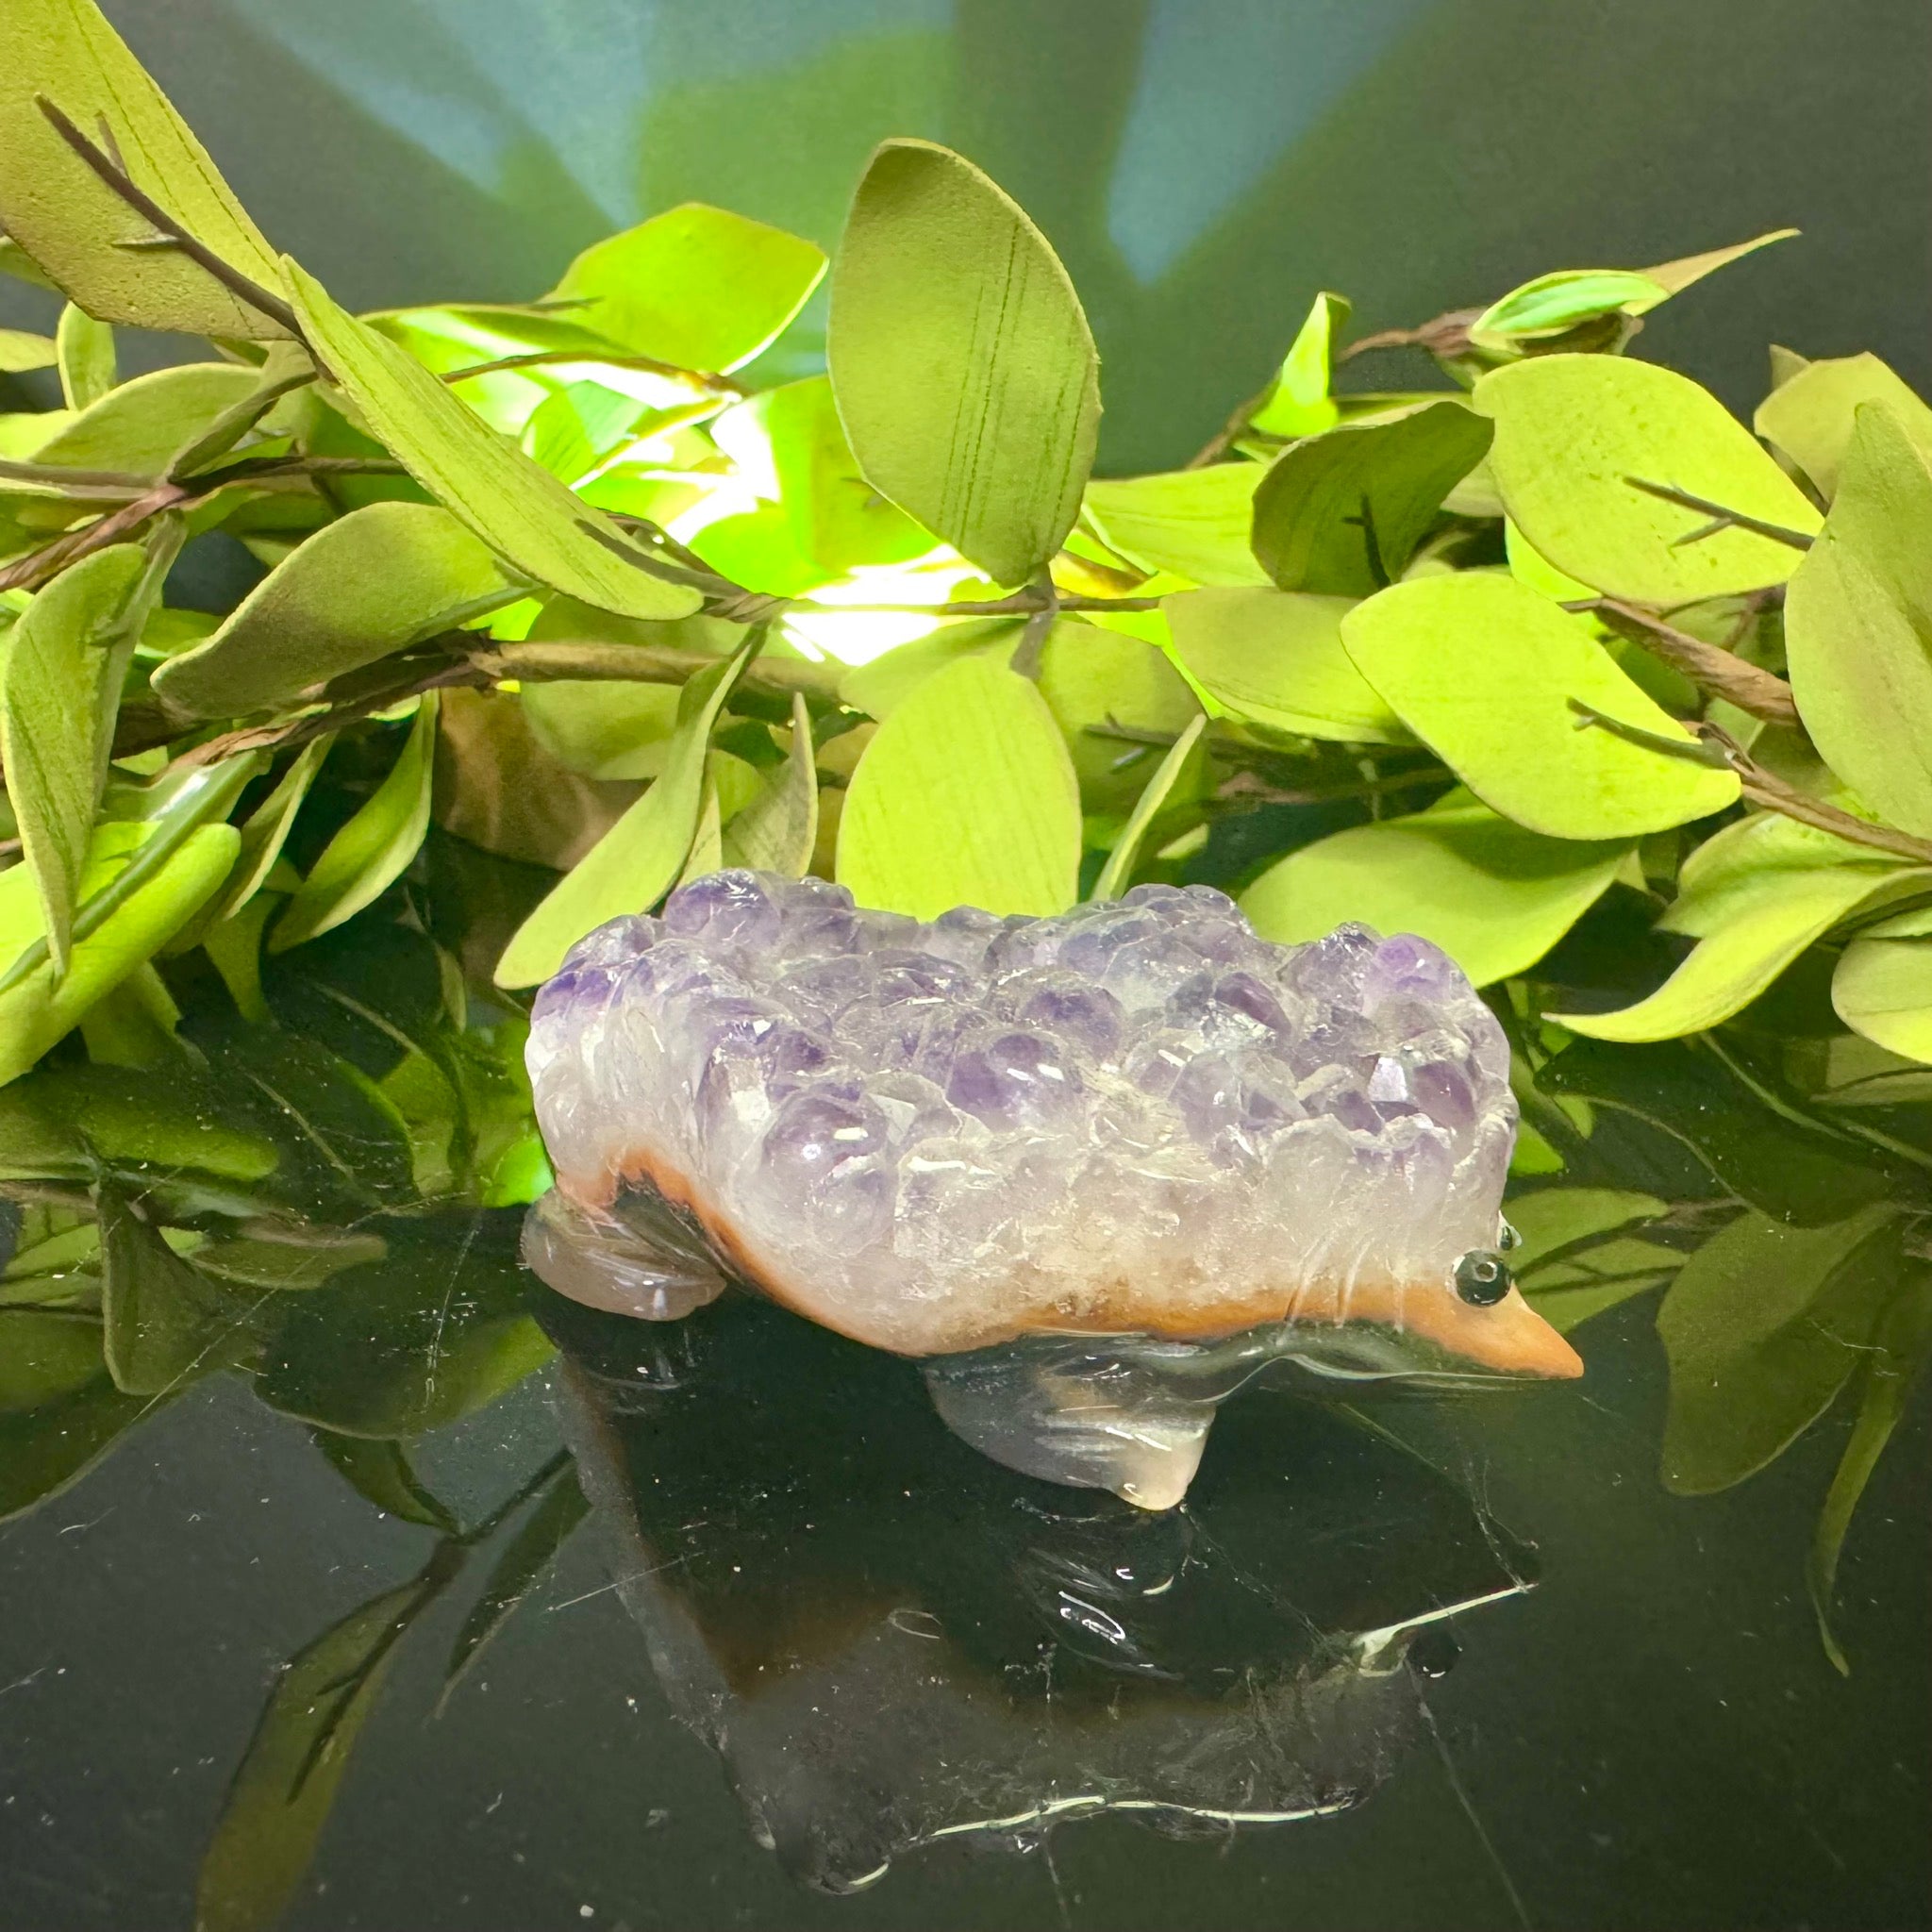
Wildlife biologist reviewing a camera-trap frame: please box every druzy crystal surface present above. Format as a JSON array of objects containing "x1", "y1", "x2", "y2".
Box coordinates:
[{"x1": 525, "y1": 871, "x2": 1562, "y2": 1379}]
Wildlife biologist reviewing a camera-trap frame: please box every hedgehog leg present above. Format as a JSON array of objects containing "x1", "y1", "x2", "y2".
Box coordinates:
[{"x1": 523, "y1": 1183, "x2": 728, "y2": 1321}]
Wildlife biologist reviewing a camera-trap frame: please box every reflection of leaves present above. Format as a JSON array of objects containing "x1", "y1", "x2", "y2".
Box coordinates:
[
  {"x1": 98, "y1": 1184, "x2": 233, "y2": 1396},
  {"x1": 255, "y1": 1212, "x2": 552, "y2": 1439},
  {"x1": 0, "y1": 1307, "x2": 149, "y2": 1521},
  {"x1": 1508, "y1": 1186, "x2": 1683, "y2": 1334},
  {"x1": 441, "y1": 1457, "x2": 589, "y2": 1705},
  {"x1": 311, "y1": 1430, "x2": 457, "y2": 1535},
  {"x1": 196, "y1": 1542, "x2": 462, "y2": 1932},
  {"x1": 1657, "y1": 1204, "x2": 1904, "y2": 1495},
  {"x1": 1807, "y1": 1268, "x2": 1932, "y2": 1673}
]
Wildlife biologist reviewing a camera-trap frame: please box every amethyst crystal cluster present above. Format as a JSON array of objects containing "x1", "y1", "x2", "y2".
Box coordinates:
[{"x1": 524, "y1": 871, "x2": 1578, "y2": 1399}]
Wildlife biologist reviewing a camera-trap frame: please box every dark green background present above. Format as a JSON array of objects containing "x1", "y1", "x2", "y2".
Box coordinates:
[{"x1": 11, "y1": 0, "x2": 1925, "y2": 473}]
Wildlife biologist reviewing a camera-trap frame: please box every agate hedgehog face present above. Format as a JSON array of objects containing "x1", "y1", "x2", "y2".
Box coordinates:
[{"x1": 522, "y1": 871, "x2": 1581, "y2": 1391}]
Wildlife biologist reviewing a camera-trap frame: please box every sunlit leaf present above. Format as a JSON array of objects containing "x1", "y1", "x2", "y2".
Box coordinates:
[
  {"x1": 1475, "y1": 355, "x2": 1822, "y2": 602},
  {"x1": 1657, "y1": 1203, "x2": 1902, "y2": 1494},
  {"x1": 1091, "y1": 715, "x2": 1206, "y2": 900},
  {"x1": 31, "y1": 359, "x2": 261, "y2": 476},
  {"x1": 54, "y1": 303, "x2": 115, "y2": 408},
  {"x1": 720, "y1": 693, "x2": 818, "y2": 876},
  {"x1": 493, "y1": 628, "x2": 763, "y2": 988},
  {"x1": 0, "y1": 0, "x2": 291, "y2": 339},
  {"x1": 1164, "y1": 587, "x2": 1407, "y2": 742},
  {"x1": 156, "y1": 505, "x2": 520, "y2": 718},
  {"x1": 0, "y1": 327, "x2": 58, "y2": 374},
  {"x1": 1248, "y1": 291, "x2": 1350, "y2": 439},
  {"x1": 311, "y1": 1430, "x2": 458, "y2": 1533},
  {"x1": 1083, "y1": 465, "x2": 1271, "y2": 587},
  {"x1": 1250, "y1": 400, "x2": 1491, "y2": 597},
  {"x1": 0, "y1": 542, "x2": 146, "y2": 971},
  {"x1": 837, "y1": 653, "x2": 1080, "y2": 919},
  {"x1": 1036, "y1": 617, "x2": 1202, "y2": 811},
  {"x1": 1754, "y1": 352, "x2": 1932, "y2": 500},
  {"x1": 1243, "y1": 793, "x2": 1629, "y2": 987},
  {"x1": 519, "y1": 679, "x2": 682, "y2": 781},
  {"x1": 271, "y1": 697, "x2": 440, "y2": 954},
  {"x1": 829, "y1": 139, "x2": 1099, "y2": 588},
  {"x1": 1338, "y1": 572, "x2": 1739, "y2": 838},
  {"x1": 552, "y1": 202, "x2": 825, "y2": 373},
  {"x1": 282, "y1": 260, "x2": 701, "y2": 622},
  {"x1": 1640, "y1": 229, "x2": 1799, "y2": 297},
  {"x1": 1833, "y1": 937, "x2": 1932, "y2": 1065},
  {"x1": 196, "y1": 1547, "x2": 459, "y2": 1932},
  {"x1": 1467, "y1": 271, "x2": 1667, "y2": 355},
  {"x1": 1783, "y1": 403, "x2": 1932, "y2": 839}
]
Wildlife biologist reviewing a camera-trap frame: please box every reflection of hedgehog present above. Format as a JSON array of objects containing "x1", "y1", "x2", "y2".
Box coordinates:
[{"x1": 525, "y1": 871, "x2": 1579, "y2": 1503}]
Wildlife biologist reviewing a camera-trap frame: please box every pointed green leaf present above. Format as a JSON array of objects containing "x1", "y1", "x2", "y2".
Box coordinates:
[
  {"x1": 1338, "y1": 573, "x2": 1739, "y2": 838},
  {"x1": 552, "y1": 202, "x2": 825, "y2": 373},
  {"x1": 1475, "y1": 355, "x2": 1822, "y2": 602},
  {"x1": 1084, "y1": 464, "x2": 1271, "y2": 587},
  {"x1": 1164, "y1": 587, "x2": 1407, "y2": 742},
  {"x1": 271, "y1": 696, "x2": 439, "y2": 954},
  {"x1": 1657, "y1": 1205, "x2": 1902, "y2": 1494},
  {"x1": 1241, "y1": 794, "x2": 1628, "y2": 987},
  {"x1": 0, "y1": 0, "x2": 291, "y2": 339},
  {"x1": 1640, "y1": 229, "x2": 1800, "y2": 298},
  {"x1": 493, "y1": 629, "x2": 764, "y2": 987},
  {"x1": 0, "y1": 543, "x2": 147, "y2": 971},
  {"x1": 54, "y1": 304, "x2": 114, "y2": 408},
  {"x1": 838, "y1": 654, "x2": 1080, "y2": 919},
  {"x1": 1249, "y1": 400, "x2": 1492, "y2": 595},
  {"x1": 30, "y1": 361, "x2": 262, "y2": 476},
  {"x1": 0, "y1": 327, "x2": 58, "y2": 374},
  {"x1": 721, "y1": 693, "x2": 818, "y2": 876},
  {"x1": 1833, "y1": 937, "x2": 1932, "y2": 1064},
  {"x1": 1508, "y1": 1187, "x2": 1678, "y2": 1335},
  {"x1": 1784, "y1": 404, "x2": 1932, "y2": 838},
  {"x1": 1091, "y1": 715, "x2": 1206, "y2": 900},
  {"x1": 1754, "y1": 353, "x2": 1932, "y2": 500},
  {"x1": 155, "y1": 504, "x2": 520, "y2": 718},
  {"x1": 203, "y1": 737, "x2": 333, "y2": 926},
  {"x1": 0, "y1": 822, "x2": 241, "y2": 1087},
  {"x1": 282, "y1": 260, "x2": 700, "y2": 623},
  {"x1": 828, "y1": 140, "x2": 1100, "y2": 588},
  {"x1": 1248, "y1": 291, "x2": 1350, "y2": 439},
  {"x1": 1468, "y1": 272, "x2": 1667, "y2": 355}
]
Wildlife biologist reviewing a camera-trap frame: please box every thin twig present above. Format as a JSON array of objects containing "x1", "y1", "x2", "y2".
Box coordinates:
[
  {"x1": 1623, "y1": 476, "x2": 1815, "y2": 552},
  {"x1": 37, "y1": 96, "x2": 303, "y2": 337},
  {"x1": 440, "y1": 347, "x2": 746, "y2": 396},
  {"x1": 1575, "y1": 596, "x2": 1804, "y2": 725},
  {"x1": 0, "y1": 481, "x2": 189, "y2": 592}
]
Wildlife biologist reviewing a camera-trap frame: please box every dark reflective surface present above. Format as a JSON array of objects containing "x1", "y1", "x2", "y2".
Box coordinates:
[{"x1": 2, "y1": 899, "x2": 1930, "y2": 1930}]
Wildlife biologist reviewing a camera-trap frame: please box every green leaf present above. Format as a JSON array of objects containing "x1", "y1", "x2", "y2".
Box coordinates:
[
  {"x1": 192, "y1": 1227, "x2": 387, "y2": 1291},
  {"x1": 520, "y1": 679, "x2": 682, "y2": 780},
  {"x1": 281, "y1": 259, "x2": 701, "y2": 623},
  {"x1": 1091, "y1": 714, "x2": 1206, "y2": 900},
  {"x1": 1783, "y1": 403, "x2": 1932, "y2": 839},
  {"x1": 1241, "y1": 793, "x2": 1628, "y2": 987},
  {"x1": 1657, "y1": 1204, "x2": 1902, "y2": 1494},
  {"x1": 155, "y1": 504, "x2": 520, "y2": 719},
  {"x1": 441, "y1": 1461, "x2": 589, "y2": 1703},
  {"x1": 1474, "y1": 355, "x2": 1823, "y2": 602},
  {"x1": 832, "y1": 617, "x2": 1023, "y2": 721},
  {"x1": 551, "y1": 202, "x2": 825, "y2": 373},
  {"x1": 1468, "y1": 271, "x2": 1668, "y2": 355},
  {"x1": 720, "y1": 693, "x2": 818, "y2": 876},
  {"x1": 1507, "y1": 1186, "x2": 1678, "y2": 1334},
  {"x1": 271, "y1": 696, "x2": 440, "y2": 953},
  {"x1": 1754, "y1": 352, "x2": 1932, "y2": 500},
  {"x1": 1807, "y1": 1269, "x2": 1932, "y2": 1674},
  {"x1": 0, "y1": 542, "x2": 146, "y2": 972},
  {"x1": 1248, "y1": 291, "x2": 1350, "y2": 439},
  {"x1": 1833, "y1": 937, "x2": 1932, "y2": 1065},
  {"x1": 1640, "y1": 229, "x2": 1799, "y2": 297},
  {"x1": 837, "y1": 653, "x2": 1081, "y2": 919},
  {"x1": 0, "y1": 1320, "x2": 148, "y2": 1522},
  {"x1": 99, "y1": 1183, "x2": 225, "y2": 1394},
  {"x1": 1250, "y1": 400, "x2": 1491, "y2": 596},
  {"x1": 0, "y1": 326, "x2": 58, "y2": 374},
  {"x1": 1164, "y1": 587, "x2": 1407, "y2": 742},
  {"x1": 828, "y1": 139, "x2": 1100, "y2": 588},
  {"x1": 1036, "y1": 617, "x2": 1202, "y2": 811},
  {"x1": 1338, "y1": 572, "x2": 1740, "y2": 838},
  {"x1": 0, "y1": 0, "x2": 291, "y2": 340},
  {"x1": 203, "y1": 737, "x2": 333, "y2": 927},
  {"x1": 493, "y1": 628, "x2": 763, "y2": 988},
  {"x1": 54, "y1": 303, "x2": 114, "y2": 408},
  {"x1": 1083, "y1": 464, "x2": 1271, "y2": 587},
  {"x1": 311, "y1": 1430, "x2": 457, "y2": 1533},
  {"x1": 27, "y1": 360, "x2": 262, "y2": 476},
  {"x1": 196, "y1": 1548, "x2": 459, "y2": 1932}
]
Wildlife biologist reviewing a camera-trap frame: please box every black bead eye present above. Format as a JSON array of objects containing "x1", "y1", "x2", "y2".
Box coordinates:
[
  {"x1": 1454, "y1": 1250, "x2": 1513, "y2": 1307},
  {"x1": 1497, "y1": 1219, "x2": 1523, "y2": 1252}
]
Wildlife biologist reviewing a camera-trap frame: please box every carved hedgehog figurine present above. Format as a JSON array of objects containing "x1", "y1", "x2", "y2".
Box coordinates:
[{"x1": 522, "y1": 871, "x2": 1580, "y2": 1507}]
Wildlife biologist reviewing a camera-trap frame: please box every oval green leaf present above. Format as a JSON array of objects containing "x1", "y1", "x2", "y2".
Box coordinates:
[
  {"x1": 1754, "y1": 352, "x2": 1932, "y2": 501},
  {"x1": 1475, "y1": 355, "x2": 1822, "y2": 602},
  {"x1": 1833, "y1": 936, "x2": 1932, "y2": 1065},
  {"x1": 828, "y1": 140, "x2": 1099, "y2": 589},
  {"x1": 283, "y1": 259, "x2": 701, "y2": 623},
  {"x1": 837, "y1": 653, "x2": 1080, "y2": 919},
  {"x1": 1241, "y1": 794, "x2": 1628, "y2": 987},
  {"x1": 1084, "y1": 465, "x2": 1271, "y2": 587},
  {"x1": 54, "y1": 303, "x2": 115, "y2": 408},
  {"x1": 30, "y1": 362, "x2": 262, "y2": 477},
  {"x1": 1338, "y1": 572, "x2": 1739, "y2": 838}
]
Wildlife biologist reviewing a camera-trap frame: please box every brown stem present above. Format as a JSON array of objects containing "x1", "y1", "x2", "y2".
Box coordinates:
[
  {"x1": 0, "y1": 480, "x2": 190, "y2": 592},
  {"x1": 1623, "y1": 476, "x2": 1815, "y2": 552},
  {"x1": 37, "y1": 96, "x2": 304, "y2": 338},
  {"x1": 1733, "y1": 761, "x2": 1932, "y2": 866},
  {"x1": 1579, "y1": 597, "x2": 1804, "y2": 726}
]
